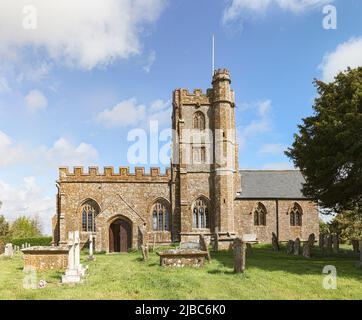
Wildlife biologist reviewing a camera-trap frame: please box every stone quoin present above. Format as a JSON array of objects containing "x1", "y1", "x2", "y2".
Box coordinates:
[{"x1": 52, "y1": 69, "x2": 319, "y2": 252}]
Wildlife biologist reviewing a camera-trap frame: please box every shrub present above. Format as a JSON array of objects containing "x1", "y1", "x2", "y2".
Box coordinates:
[{"x1": 11, "y1": 236, "x2": 52, "y2": 247}]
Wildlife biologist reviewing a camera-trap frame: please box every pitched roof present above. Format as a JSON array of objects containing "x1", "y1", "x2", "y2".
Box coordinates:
[{"x1": 237, "y1": 170, "x2": 309, "y2": 199}]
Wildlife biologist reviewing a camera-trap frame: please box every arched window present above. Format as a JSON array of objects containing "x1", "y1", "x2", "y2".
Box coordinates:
[
  {"x1": 81, "y1": 200, "x2": 100, "y2": 232},
  {"x1": 290, "y1": 203, "x2": 303, "y2": 226},
  {"x1": 254, "y1": 203, "x2": 267, "y2": 226},
  {"x1": 151, "y1": 201, "x2": 170, "y2": 231},
  {"x1": 192, "y1": 198, "x2": 210, "y2": 229},
  {"x1": 193, "y1": 111, "x2": 205, "y2": 130}
]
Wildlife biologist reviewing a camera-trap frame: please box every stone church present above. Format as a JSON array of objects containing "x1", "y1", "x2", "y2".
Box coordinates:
[{"x1": 52, "y1": 69, "x2": 319, "y2": 252}]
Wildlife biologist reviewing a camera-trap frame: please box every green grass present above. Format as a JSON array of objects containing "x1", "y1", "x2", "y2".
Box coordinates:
[{"x1": 0, "y1": 245, "x2": 361, "y2": 300}]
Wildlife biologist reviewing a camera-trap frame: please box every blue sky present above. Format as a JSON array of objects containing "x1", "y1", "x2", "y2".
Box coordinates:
[{"x1": 0, "y1": 0, "x2": 361, "y2": 234}]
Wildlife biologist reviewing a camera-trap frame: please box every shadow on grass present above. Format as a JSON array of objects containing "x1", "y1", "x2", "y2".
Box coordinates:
[{"x1": 211, "y1": 245, "x2": 362, "y2": 280}]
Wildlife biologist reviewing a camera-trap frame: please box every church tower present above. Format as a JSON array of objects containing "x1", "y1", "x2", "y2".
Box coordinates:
[{"x1": 171, "y1": 69, "x2": 240, "y2": 243}]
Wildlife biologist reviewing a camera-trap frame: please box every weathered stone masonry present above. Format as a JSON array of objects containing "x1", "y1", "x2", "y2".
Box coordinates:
[{"x1": 53, "y1": 69, "x2": 319, "y2": 252}]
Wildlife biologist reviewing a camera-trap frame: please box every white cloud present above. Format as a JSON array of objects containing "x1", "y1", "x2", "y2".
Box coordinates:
[
  {"x1": 240, "y1": 100, "x2": 272, "y2": 139},
  {"x1": 223, "y1": 0, "x2": 333, "y2": 24},
  {"x1": 24, "y1": 89, "x2": 48, "y2": 112},
  {"x1": 320, "y1": 37, "x2": 362, "y2": 82},
  {"x1": 96, "y1": 98, "x2": 171, "y2": 128},
  {"x1": 259, "y1": 143, "x2": 287, "y2": 155},
  {"x1": 0, "y1": 76, "x2": 10, "y2": 93},
  {"x1": 0, "y1": 131, "x2": 98, "y2": 168},
  {"x1": 0, "y1": 0, "x2": 167, "y2": 70},
  {"x1": 42, "y1": 138, "x2": 99, "y2": 167},
  {"x1": 262, "y1": 162, "x2": 295, "y2": 170},
  {"x1": 96, "y1": 98, "x2": 147, "y2": 128},
  {"x1": 143, "y1": 50, "x2": 157, "y2": 73},
  {"x1": 0, "y1": 131, "x2": 28, "y2": 166},
  {"x1": 0, "y1": 177, "x2": 54, "y2": 235}
]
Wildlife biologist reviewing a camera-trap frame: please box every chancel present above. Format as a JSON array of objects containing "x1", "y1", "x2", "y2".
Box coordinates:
[{"x1": 52, "y1": 69, "x2": 319, "y2": 252}]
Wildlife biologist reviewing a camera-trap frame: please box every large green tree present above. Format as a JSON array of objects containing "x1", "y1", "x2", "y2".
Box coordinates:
[
  {"x1": 286, "y1": 67, "x2": 362, "y2": 213},
  {"x1": 9, "y1": 216, "x2": 42, "y2": 239}
]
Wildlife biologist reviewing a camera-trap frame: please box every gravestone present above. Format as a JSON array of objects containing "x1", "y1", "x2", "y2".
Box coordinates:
[
  {"x1": 233, "y1": 238, "x2": 246, "y2": 273},
  {"x1": 294, "y1": 238, "x2": 301, "y2": 255},
  {"x1": 322, "y1": 234, "x2": 330, "y2": 253},
  {"x1": 332, "y1": 234, "x2": 339, "y2": 254},
  {"x1": 138, "y1": 223, "x2": 148, "y2": 247},
  {"x1": 319, "y1": 233, "x2": 324, "y2": 249},
  {"x1": 303, "y1": 233, "x2": 316, "y2": 258},
  {"x1": 308, "y1": 233, "x2": 316, "y2": 247},
  {"x1": 62, "y1": 231, "x2": 86, "y2": 284},
  {"x1": 327, "y1": 234, "x2": 333, "y2": 254},
  {"x1": 88, "y1": 234, "x2": 95, "y2": 261},
  {"x1": 286, "y1": 240, "x2": 294, "y2": 255},
  {"x1": 4, "y1": 243, "x2": 13, "y2": 258},
  {"x1": 141, "y1": 244, "x2": 149, "y2": 261},
  {"x1": 272, "y1": 232, "x2": 279, "y2": 252},
  {"x1": 213, "y1": 232, "x2": 219, "y2": 252},
  {"x1": 302, "y1": 241, "x2": 310, "y2": 258},
  {"x1": 199, "y1": 235, "x2": 211, "y2": 262}
]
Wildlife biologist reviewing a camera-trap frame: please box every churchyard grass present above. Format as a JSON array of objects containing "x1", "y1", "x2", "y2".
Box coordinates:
[{"x1": 0, "y1": 244, "x2": 361, "y2": 300}]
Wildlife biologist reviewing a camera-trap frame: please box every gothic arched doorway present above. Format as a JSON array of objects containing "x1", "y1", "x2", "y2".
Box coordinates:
[{"x1": 109, "y1": 218, "x2": 132, "y2": 253}]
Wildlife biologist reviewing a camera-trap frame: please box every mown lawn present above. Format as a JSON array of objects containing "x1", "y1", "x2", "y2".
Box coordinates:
[{"x1": 0, "y1": 245, "x2": 361, "y2": 300}]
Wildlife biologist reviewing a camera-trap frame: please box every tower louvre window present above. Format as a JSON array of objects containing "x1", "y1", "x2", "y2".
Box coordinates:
[{"x1": 193, "y1": 111, "x2": 205, "y2": 130}]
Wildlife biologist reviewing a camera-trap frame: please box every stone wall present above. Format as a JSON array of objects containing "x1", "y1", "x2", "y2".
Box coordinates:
[
  {"x1": 234, "y1": 199, "x2": 319, "y2": 243},
  {"x1": 57, "y1": 167, "x2": 172, "y2": 252}
]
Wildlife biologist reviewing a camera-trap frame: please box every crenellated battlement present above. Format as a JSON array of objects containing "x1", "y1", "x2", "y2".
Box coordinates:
[
  {"x1": 173, "y1": 88, "x2": 213, "y2": 107},
  {"x1": 58, "y1": 166, "x2": 171, "y2": 183}
]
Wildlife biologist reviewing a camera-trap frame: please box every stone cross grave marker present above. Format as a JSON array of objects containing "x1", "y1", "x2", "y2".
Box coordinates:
[{"x1": 62, "y1": 231, "x2": 86, "y2": 284}]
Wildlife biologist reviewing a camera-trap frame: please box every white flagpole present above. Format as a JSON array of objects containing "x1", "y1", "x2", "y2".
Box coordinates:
[{"x1": 212, "y1": 34, "x2": 215, "y2": 77}]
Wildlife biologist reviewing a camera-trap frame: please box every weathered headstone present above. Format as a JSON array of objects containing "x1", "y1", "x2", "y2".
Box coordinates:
[
  {"x1": 139, "y1": 223, "x2": 148, "y2": 247},
  {"x1": 213, "y1": 232, "x2": 219, "y2": 252},
  {"x1": 308, "y1": 233, "x2": 316, "y2": 247},
  {"x1": 272, "y1": 232, "x2": 279, "y2": 252},
  {"x1": 4, "y1": 243, "x2": 13, "y2": 258},
  {"x1": 332, "y1": 234, "x2": 339, "y2": 254},
  {"x1": 323, "y1": 234, "x2": 331, "y2": 253},
  {"x1": 233, "y1": 238, "x2": 246, "y2": 273},
  {"x1": 294, "y1": 238, "x2": 301, "y2": 255},
  {"x1": 303, "y1": 234, "x2": 316, "y2": 258},
  {"x1": 319, "y1": 233, "x2": 324, "y2": 249},
  {"x1": 88, "y1": 234, "x2": 95, "y2": 261},
  {"x1": 199, "y1": 235, "x2": 211, "y2": 261},
  {"x1": 327, "y1": 234, "x2": 333, "y2": 254},
  {"x1": 141, "y1": 244, "x2": 149, "y2": 261},
  {"x1": 302, "y1": 241, "x2": 311, "y2": 258},
  {"x1": 286, "y1": 240, "x2": 294, "y2": 255}
]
